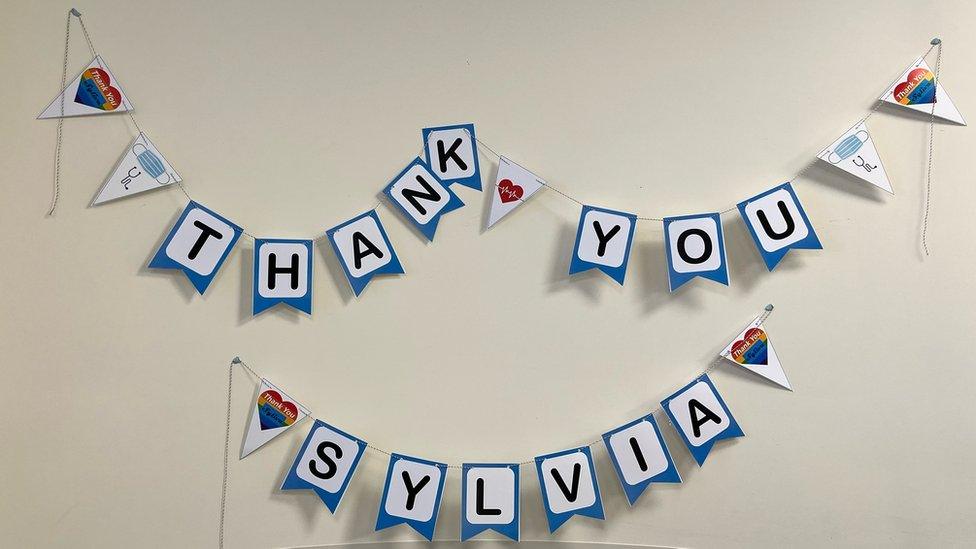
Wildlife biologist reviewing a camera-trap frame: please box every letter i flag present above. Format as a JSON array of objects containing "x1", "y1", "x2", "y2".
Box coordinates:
[
  {"x1": 817, "y1": 121, "x2": 893, "y2": 194},
  {"x1": 721, "y1": 313, "x2": 792, "y2": 390},
  {"x1": 375, "y1": 454, "x2": 448, "y2": 541},
  {"x1": 281, "y1": 419, "x2": 367, "y2": 513},
  {"x1": 38, "y1": 56, "x2": 133, "y2": 119},
  {"x1": 148, "y1": 201, "x2": 243, "y2": 294},
  {"x1": 461, "y1": 463, "x2": 520, "y2": 541},
  {"x1": 602, "y1": 414, "x2": 680, "y2": 505},
  {"x1": 486, "y1": 156, "x2": 546, "y2": 229},
  {"x1": 661, "y1": 375, "x2": 743, "y2": 466},
  {"x1": 241, "y1": 379, "x2": 310, "y2": 459},
  {"x1": 879, "y1": 57, "x2": 965, "y2": 125}
]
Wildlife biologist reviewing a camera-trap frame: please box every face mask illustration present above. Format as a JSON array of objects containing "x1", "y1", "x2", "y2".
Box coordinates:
[
  {"x1": 827, "y1": 130, "x2": 868, "y2": 164},
  {"x1": 132, "y1": 142, "x2": 173, "y2": 185}
]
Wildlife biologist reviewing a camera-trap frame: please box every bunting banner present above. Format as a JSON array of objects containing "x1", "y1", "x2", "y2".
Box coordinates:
[
  {"x1": 535, "y1": 446, "x2": 605, "y2": 533},
  {"x1": 92, "y1": 132, "x2": 181, "y2": 205},
  {"x1": 326, "y1": 210, "x2": 404, "y2": 296},
  {"x1": 880, "y1": 57, "x2": 966, "y2": 125},
  {"x1": 569, "y1": 205, "x2": 638, "y2": 285},
  {"x1": 382, "y1": 157, "x2": 464, "y2": 241},
  {"x1": 602, "y1": 414, "x2": 681, "y2": 506},
  {"x1": 241, "y1": 379, "x2": 309, "y2": 459},
  {"x1": 663, "y1": 212, "x2": 729, "y2": 291},
  {"x1": 661, "y1": 375, "x2": 743, "y2": 466},
  {"x1": 38, "y1": 55, "x2": 132, "y2": 118},
  {"x1": 737, "y1": 182, "x2": 822, "y2": 271},
  {"x1": 252, "y1": 239, "x2": 313, "y2": 315},
  {"x1": 280, "y1": 419, "x2": 367, "y2": 513},
  {"x1": 375, "y1": 453, "x2": 448, "y2": 541},
  {"x1": 148, "y1": 201, "x2": 243, "y2": 294},
  {"x1": 423, "y1": 123, "x2": 483, "y2": 191},
  {"x1": 721, "y1": 314, "x2": 791, "y2": 390},
  {"x1": 460, "y1": 463, "x2": 520, "y2": 542},
  {"x1": 486, "y1": 156, "x2": 546, "y2": 229},
  {"x1": 817, "y1": 121, "x2": 893, "y2": 194}
]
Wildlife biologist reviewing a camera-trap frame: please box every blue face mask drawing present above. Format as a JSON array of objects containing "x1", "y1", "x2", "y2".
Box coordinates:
[
  {"x1": 132, "y1": 142, "x2": 172, "y2": 184},
  {"x1": 827, "y1": 130, "x2": 869, "y2": 164}
]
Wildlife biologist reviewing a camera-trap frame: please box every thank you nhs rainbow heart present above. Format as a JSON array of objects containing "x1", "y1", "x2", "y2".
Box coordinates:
[
  {"x1": 241, "y1": 379, "x2": 309, "y2": 458},
  {"x1": 721, "y1": 314, "x2": 792, "y2": 390}
]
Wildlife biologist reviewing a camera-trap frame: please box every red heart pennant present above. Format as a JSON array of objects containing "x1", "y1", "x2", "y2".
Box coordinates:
[{"x1": 497, "y1": 179, "x2": 524, "y2": 204}]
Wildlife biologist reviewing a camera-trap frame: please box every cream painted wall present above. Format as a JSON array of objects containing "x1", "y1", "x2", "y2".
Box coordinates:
[{"x1": 2, "y1": 1, "x2": 975, "y2": 548}]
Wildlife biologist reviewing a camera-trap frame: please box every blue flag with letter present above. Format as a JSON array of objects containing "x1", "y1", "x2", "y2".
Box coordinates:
[
  {"x1": 738, "y1": 182, "x2": 822, "y2": 270},
  {"x1": 663, "y1": 212, "x2": 729, "y2": 291},
  {"x1": 375, "y1": 453, "x2": 447, "y2": 541},
  {"x1": 326, "y1": 210, "x2": 404, "y2": 296},
  {"x1": 148, "y1": 201, "x2": 242, "y2": 294},
  {"x1": 422, "y1": 123, "x2": 482, "y2": 191},
  {"x1": 383, "y1": 157, "x2": 464, "y2": 241},
  {"x1": 252, "y1": 239, "x2": 313, "y2": 315},
  {"x1": 568, "y1": 205, "x2": 637, "y2": 285},
  {"x1": 534, "y1": 446, "x2": 605, "y2": 533},
  {"x1": 661, "y1": 374, "x2": 743, "y2": 466},
  {"x1": 461, "y1": 463, "x2": 520, "y2": 541},
  {"x1": 602, "y1": 414, "x2": 680, "y2": 505},
  {"x1": 280, "y1": 419, "x2": 367, "y2": 513}
]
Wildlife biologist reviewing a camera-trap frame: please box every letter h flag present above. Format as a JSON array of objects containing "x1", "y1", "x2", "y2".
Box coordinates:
[
  {"x1": 602, "y1": 414, "x2": 681, "y2": 505},
  {"x1": 661, "y1": 375, "x2": 743, "y2": 466},
  {"x1": 326, "y1": 210, "x2": 404, "y2": 296},
  {"x1": 376, "y1": 453, "x2": 448, "y2": 540},
  {"x1": 253, "y1": 239, "x2": 313, "y2": 315},
  {"x1": 281, "y1": 419, "x2": 367, "y2": 513},
  {"x1": 534, "y1": 446, "x2": 605, "y2": 533},
  {"x1": 149, "y1": 201, "x2": 243, "y2": 294},
  {"x1": 738, "y1": 182, "x2": 822, "y2": 270},
  {"x1": 461, "y1": 463, "x2": 520, "y2": 541}
]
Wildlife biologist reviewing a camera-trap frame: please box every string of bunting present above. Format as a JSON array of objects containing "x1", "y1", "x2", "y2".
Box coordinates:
[
  {"x1": 41, "y1": 11, "x2": 966, "y2": 315},
  {"x1": 220, "y1": 305, "x2": 783, "y2": 543}
]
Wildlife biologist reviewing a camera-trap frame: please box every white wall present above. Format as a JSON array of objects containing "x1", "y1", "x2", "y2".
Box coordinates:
[{"x1": 2, "y1": 1, "x2": 974, "y2": 547}]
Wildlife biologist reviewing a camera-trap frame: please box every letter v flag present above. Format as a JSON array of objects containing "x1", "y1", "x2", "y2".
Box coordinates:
[
  {"x1": 461, "y1": 463, "x2": 520, "y2": 541},
  {"x1": 721, "y1": 313, "x2": 792, "y2": 390},
  {"x1": 149, "y1": 201, "x2": 243, "y2": 294},
  {"x1": 569, "y1": 205, "x2": 637, "y2": 284},
  {"x1": 817, "y1": 121, "x2": 893, "y2": 194},
  {"x1": 241, "y1": 379, "x2": 310, "y2": 459},
  {"x1": 38, "y1": 56, "x2": 133, "y2": 118},
  {"x1": 383, "y1": 157, "x2": 464, "y2": 241},
  {"x1": 92, "y1": 132, "x2": 182, "y2": 205},
  {"x1": 879, "y1": 57, "x2": 966, "y2": 125},
  {"x1": 252, "y1": 239, "x2": 313, "y2": 315},
  {"x1": 662, "y1": 375, "x2": 743, "y2": 466},
  {"x1": 376, "y1": 454, "x2": 447, "y2": 541},
  {"x1": 663, "y1": 212, "x2": 729, "y2": 291},
  {"x1": 535, "y1": 447, "x2": 605, "y2": 533},
  {"x1": 326, "y1": 210, "x2": 404, "y2": 296},
  {"x1": 738, "y1": 182, "x2": 821, "y2": 271},
  {"x1": 602, "y1": 414, "x2": 680, "y2": 505},
  {"x1": 281, "y1": 419, "x2": 367, "y2": 513}
]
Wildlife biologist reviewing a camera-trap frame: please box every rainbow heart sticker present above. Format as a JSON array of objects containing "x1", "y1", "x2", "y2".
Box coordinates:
[
  {"x1": 257, "y1": 389, "x2": 299, "y2": 430},
  {"x1": 730, "y1": 327, "x2": 768, "y2": 365},
  {"x1": 892, "y1": 68, "x2": 936, "y2": 105},
  {"x1": 74, "y1": 67, "x2": 122, "y2": 111}
]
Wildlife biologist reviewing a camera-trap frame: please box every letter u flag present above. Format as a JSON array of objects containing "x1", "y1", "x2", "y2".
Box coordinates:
[
  {"x1": 534, "y1": 446, "x2": 605, "y2": 533},
  {"x1": 375, "y1": 454, "x2": 448, "y2": 540},
  {"x1": 738, "y1": 182, "x2": 822, "y2": 270},
  {"x1": 252, "y1": 239, "x2": 313, "y2": 315},
  {"x1": 281, "y1": 419, "x2": 367, "y2": 513},
  {"x1": 149, "y1": 201, "x2": 243, "y2": 294}
]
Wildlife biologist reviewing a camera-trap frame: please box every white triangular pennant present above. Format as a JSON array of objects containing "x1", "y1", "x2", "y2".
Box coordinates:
[
  {"x1": 92, "y1": 133, "x2": 181, "y2": 205},
  {"x1": 720, "y1": 315, "x2": 792, "y2": 390},
  {"x1": 241, "y1": 379, "x2": 309, "y2": 459},
  {"x1": 879, "y1": 58, "x2": 965, "y2": 125},
  {"x1": 486, "y1": 156, "x2": 545, "y2": 229},
  {"x1": 817, "y1": 121, "x2": 893, "y2": 194},
  {"x1": 38, "y1": 56, "x2": 133, "y2": 119}
]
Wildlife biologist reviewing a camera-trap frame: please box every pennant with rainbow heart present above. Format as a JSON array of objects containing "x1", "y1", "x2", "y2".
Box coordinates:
[
  {"x1": 720, "y1": 311, "x2": 792, "y2": 390},
  {"x1": 241, "y1": 379, "x2": 310, "y2": 458}
]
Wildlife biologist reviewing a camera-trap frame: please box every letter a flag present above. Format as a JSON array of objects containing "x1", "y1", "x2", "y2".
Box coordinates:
[
  {"x1": 38, "y1": 56, "x2": 133, "y2": 119},
  {"x1": 326, "y1": 210, "x2": 404, "y2": 296},
  {"x1": 383, "y1": 157, "x2": 464, "y2": 241},
  {"x1": 879, "y1": 57, "x2": 965, "y2": 125},
  {"x1": 252, "y1": 239, "x2": 313, "y2": 315},
  {"x1": 486, "y1": 156, "x2": 546, "y2": 229},
  {"x1": 241, "y1": 379, "x2": 310, "y2": 459},
  {"x1": 535, "y1": 447, "x2": 605, "y2": 533},
  {"x1": 738, "y1": 182, "x2": 822, "y2": 271},
  {"x1": 569, "y1": 205, "x2": 637, "y2": 284},
  {"x1": 663, "y1": 212, "x2": 729, "y2": 291},
  {"x1": 817, "y1": 121, "x2": 893, "y2": 193},
  {"x1": 376, "y1": 454, "x2": 447, "y2": 541},
  {"x1": 662, "y1": 375, "x2": 743, "y2": 466},
  {"x1": 461, "y1": 463, "x2": 520, "y2": 541},
  {"x1": 602, "y1": 414, "x2": 681, "y2": 506},
  {"x1": 281, "y1": 419, "x2": 367, "y2": 513},
  {"x1": 721, "y1": 314, "x2": 792, "y2": 390},
  {"x1": 148, "y1": 201, "x2": 243, "y2": 294},
  {"x1": 92, "y1": 132, "x2": 182, "y2": 205}
]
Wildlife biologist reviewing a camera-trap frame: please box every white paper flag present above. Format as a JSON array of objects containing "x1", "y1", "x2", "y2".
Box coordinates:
[
  {"x1": 92, "y1": 133, "x2": 181, "y2": 205},
  {"x1": 241, "y1": 379, "x2": 310, "y2": 459},
  {"x1": 38, "y1": 56, "x2": 133, "y2": 119},
  {"x1": 720, "y1": 315, "x2": 791, "y2": 390},
  {"x1": 486, "y1": 156, "x2": 545, "y2": 229},
  {"x1": 817, "y1": 121, "x2": 892, "y2": 193},
  {"x1": 879, "y1": 58, "x2": 965, "y2": 125}
]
